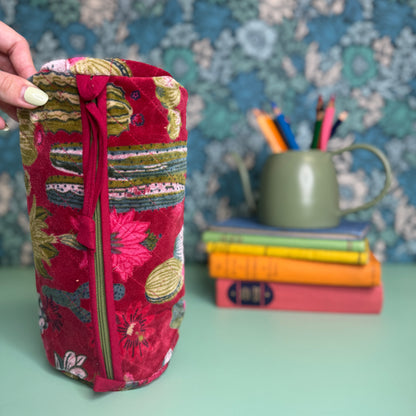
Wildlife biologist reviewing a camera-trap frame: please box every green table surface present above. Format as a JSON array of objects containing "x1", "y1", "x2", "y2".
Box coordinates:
[{"x1": 1, "y1": 263, "x2": 415, "y2": 416}]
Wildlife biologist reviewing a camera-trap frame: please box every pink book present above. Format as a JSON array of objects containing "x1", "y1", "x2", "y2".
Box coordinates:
[{"x1": 215, "y1": 279, "x2": 383, "y2": 314}]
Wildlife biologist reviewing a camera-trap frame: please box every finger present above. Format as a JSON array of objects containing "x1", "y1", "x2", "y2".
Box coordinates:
[
  {"x1": 0, "y1": 22, "x2": 37, "y2": 79},
  {"x1": 0, "y1": 70, "x2": 48, "y2": 109},
  {"x1": 0, "y1": 53, "x2": 17, "y2": 75},
  {"x1": 0, "y1": 116, "x2": 9, "y2": 130},
  {"x1": 0, "y1": 100, "x2": 18, "y2": 121}
]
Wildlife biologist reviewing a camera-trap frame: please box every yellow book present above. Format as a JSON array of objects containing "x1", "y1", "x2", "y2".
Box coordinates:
[{"x1": 205, "y1": 240, "x2": 370, "y2": 265}]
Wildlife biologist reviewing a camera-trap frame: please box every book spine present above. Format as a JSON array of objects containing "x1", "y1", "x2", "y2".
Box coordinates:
[
  {"x1": 205, "y1": 241, "x2": 369, "y2": 265},
  {"x1": 202, "y1": 231, "x2": 367, "y2": 252},
  {"x1": 215, "y1": 279, "x2": 383, "y2": 314},
  {"x1": 208, "y1": 252, "x2": 381, "y2": 287}
]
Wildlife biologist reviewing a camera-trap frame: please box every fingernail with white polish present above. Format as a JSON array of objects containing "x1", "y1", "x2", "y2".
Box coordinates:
[
  {"x1": 24, "y1": 87, "x2": 49, "y2": 106},
  {"x1": 1, "y1": 123, "x2": 10, "y2": 132}
]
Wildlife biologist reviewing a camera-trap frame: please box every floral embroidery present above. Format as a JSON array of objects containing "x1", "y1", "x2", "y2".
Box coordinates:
[
  {"x1": 131, "y1": 113, "x2": 145, "y2": 126},
  {"x1": 54, "y1": 351, "x2": 88, "y2": 380},
  {"x1": 110, "y1": 210, "x2": 153, "y2": 281},
  {"x1": 38, "y1": 295, "x2": 63, "y2": 333},
  {"x1": 38, "y1": 297, "x2": 48, "y2": 334},
  {"x1": 34, "y1": 123, "x2": 45, "y2": 146},
  {"x1": 130, "y1": 90, "x2": 141, "y2": 100},
  {"x1": 123, "y1": 372, "x2": 139, "y2": 390},
  {"x1": 29, "y1": 196, "x2": 58, "y2": 280},
  {"x1": 170, "y1": 298, "x2": 185, "y2": 329},
  {"x1": 116, "y1": 304, "x2": 155, "y2": 358}
]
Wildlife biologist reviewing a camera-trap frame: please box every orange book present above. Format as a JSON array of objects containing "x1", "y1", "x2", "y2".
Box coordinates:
[{"x1": 208, "y1": 251, "x2": 381, "y2": 287}]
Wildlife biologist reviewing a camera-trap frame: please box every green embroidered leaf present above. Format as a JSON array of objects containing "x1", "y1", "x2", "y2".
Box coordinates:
[
  {"x1": 59, "y1": 233, "x2": 86, "y2": 250},
  {"x1": 29, "y1": 196, "x2": 58, "y2": 280}
]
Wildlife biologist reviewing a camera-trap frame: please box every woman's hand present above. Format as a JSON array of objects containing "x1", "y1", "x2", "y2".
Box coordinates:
[{"x1": 0, "y1": 21, "x2": 48, "y2": 129}]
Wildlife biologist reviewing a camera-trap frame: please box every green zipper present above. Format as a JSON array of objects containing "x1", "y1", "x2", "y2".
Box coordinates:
[{"x1": 94, "y1": 198, "x2": 114, "y2": 379}]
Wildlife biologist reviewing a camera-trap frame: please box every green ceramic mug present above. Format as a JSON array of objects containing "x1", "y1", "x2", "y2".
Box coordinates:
[{"x1": 258, "y1": 144, "x2": 392, "y2": 229}]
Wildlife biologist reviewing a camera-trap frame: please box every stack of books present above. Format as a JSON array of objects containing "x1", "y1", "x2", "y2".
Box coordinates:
[{"x1": 202, "y1": 217, "x2": 383, "y2": 314}]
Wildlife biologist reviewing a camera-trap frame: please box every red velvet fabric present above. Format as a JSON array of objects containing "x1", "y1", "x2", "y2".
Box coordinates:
[{"x1": 18, "y1": 58, "x2": 188, "y2": 391}]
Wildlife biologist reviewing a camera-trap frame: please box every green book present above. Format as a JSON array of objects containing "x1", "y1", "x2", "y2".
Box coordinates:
[{"x1": 203, "y1": 217, "x2": 370, "y2": 252}]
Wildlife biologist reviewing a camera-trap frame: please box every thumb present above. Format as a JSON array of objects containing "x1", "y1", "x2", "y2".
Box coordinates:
[{"x1": 0, "y1": 70, "x2": 48, "y2": 110}]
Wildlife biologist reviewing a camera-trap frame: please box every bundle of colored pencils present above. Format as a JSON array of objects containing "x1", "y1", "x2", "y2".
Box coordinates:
[
  {"x1": 252, "y1": 96, "x2": 348, "y2": 152},
  {"x1": 310, "y1": 95, "x2": 348, "y2": 151},
  {"x1": 252, "y1": 104, "x2": 299, "y2": 153}
]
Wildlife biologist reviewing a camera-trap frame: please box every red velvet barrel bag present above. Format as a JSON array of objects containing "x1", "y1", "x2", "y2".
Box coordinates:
[{"x1": 17, "y1": 57, "x2": 188, "y2": 392}]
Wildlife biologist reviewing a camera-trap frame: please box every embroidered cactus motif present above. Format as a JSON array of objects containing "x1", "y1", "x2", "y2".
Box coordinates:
[
  {"x1": 145, "y1": 258, "x2": 184, "y2": 304},
  {"x1": 27, "y1": 73, "x2": 132, "y2": 137},
  {"x1": 46, "y1": 142, "x2": 187, "y2": 212},
  {"x1": 42, "y1": 282, "x2": 126, "y2": 323},
  {"x1": 154, "y1": 76, "x2": 183, "y2": 140}
]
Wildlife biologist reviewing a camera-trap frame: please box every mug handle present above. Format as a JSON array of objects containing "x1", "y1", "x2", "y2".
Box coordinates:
[{"x1": 329, "y1": 143, "x2": 392, "y2": 215}]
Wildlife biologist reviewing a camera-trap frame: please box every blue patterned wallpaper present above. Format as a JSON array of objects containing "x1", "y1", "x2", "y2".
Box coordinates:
[{"x1": 1, "y1": 0, "x2": 416, "y2": 264}]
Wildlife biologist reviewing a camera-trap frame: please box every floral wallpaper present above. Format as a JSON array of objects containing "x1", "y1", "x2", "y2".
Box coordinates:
[{"x1": 1, "y1": 0, "x2": 416, "y2": 265}]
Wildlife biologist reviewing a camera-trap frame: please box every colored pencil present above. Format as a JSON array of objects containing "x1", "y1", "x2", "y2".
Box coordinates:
[
  {"x1": 271, "y1": 105, "x2": 300, "y2": 150},
  {"x1": 330, "y1": 111, "x2": 348, "y2": 137},
  {"x1": 311, "y1": 95, "x2": 324, "y2": 149},
  {"x1": 252, "y1": 109, "x2": 288, "y2": 153},
  {"x1": 318, "y1": 96, "x2": 336, "y2": 151}
]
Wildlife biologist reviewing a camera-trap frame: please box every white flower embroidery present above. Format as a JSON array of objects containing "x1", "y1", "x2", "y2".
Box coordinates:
[{"x1": 54, "y1": 351, "x2": 88, "y2": 380}]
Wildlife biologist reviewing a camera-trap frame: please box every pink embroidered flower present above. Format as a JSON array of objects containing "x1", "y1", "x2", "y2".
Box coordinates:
[
  {"x1": 110, "y1": 209, "x2": 152, "y2": 281},
  {"x1": 54, "y1": 351, "x2": 88, "y2": 379},
  {"x1": 116, "y1": 303, "x2": 155, "y2": 358}
]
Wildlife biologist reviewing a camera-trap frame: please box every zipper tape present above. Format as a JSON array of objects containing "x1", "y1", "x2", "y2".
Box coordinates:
[{"x1": 76, "y1": 74, "x2": 116, "y2": 382}]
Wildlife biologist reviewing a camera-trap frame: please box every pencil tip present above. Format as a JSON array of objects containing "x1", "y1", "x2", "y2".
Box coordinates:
[
  {"x1": 316, "y1": 95, "x2": 324, "y2": 111},
  {"x1": 272, "y1": 106, "x2": 281, "y2": 115},
  {"x1": 339, "y1": 111, "x2": 348, "y2": 121}
]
